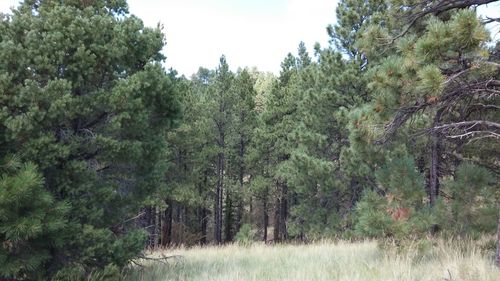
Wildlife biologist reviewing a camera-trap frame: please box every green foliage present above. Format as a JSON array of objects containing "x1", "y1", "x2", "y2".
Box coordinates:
[
  {"x1": 355, "y1": 157, "x2": 438, "y2": 239},
  {"x1": 375, "y1": 157, "x2": 425, "y2": 206},
  {"x1": 355, "y1": 190, "x2": 393, "y2": 237},
  {"x1": 0, "y1": 0, "x2": 179, "y2": 278},
  {"x1": 448, "y1": 163, "x2": 497, "y2": 235},
  {"x1": 234, "y1": 224, "x2": 254, "y2": 246},
  {"x1": 0, "y1": 156, "x2": 68, "y2": 280},
  {"x1": 2, "y1": 0, "x2": 498, "y2": 272}
]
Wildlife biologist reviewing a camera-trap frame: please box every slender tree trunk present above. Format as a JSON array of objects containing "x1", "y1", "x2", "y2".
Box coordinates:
[
  {"x1": 214, "y1": 150, "x2": 224, "y2": 244},
  {"x1": 199, "y1": 172, "x2": 208, "y2": 245},
  {"x1": 273, "y1": 188, "x2": 281, "y2": 242},
  {"x1": 429, "y1": 111, "x2": 443, "y2": 234},
  {"x1": 141, "y1": 206, "x2": 153, "y2": 247},
  {"x1": 235, "y1": 138, "x2": 245, "y2": 234},
  {"x1": 496, "y1": 208, "x2": 500, "y2": 267},
  {"x1": 151, "y1": 206, "x2": 157, "y2": 247},
  {"x1": 214, "y1": 175, "x2": 220, "y2": 244},
  {"x1": 200, "y1": 207, "x2": 208, "y2": 245},
  {"x1": 219, "y1": 152, "x2": 225, "y2": 243},
  {"x1": 263, "y1": 190, "x2": 268, "y2": 242},
  {"x1": 162, "y1": 200, "x2": 173, "y2": 246},
  {"x1": 175, "y1": 204, "x2": 182, "y2": 244},
  {"x1": 429, "y1": 133, "x2": 440, "y2": 206},
  {"x1": 429, "y1": 110, "x2": 443, "y2": 206},
  {"x1": 225, "y1": 189, "x2": 233, "y2": 241},
  {"x1": 280, "y1": 183, "x2": 288, "y2": 240}
]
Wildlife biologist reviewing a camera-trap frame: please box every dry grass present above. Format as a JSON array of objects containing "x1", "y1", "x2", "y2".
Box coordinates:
[{"x1": 125, "y1": 239, "x2": 500, "y2": 281}]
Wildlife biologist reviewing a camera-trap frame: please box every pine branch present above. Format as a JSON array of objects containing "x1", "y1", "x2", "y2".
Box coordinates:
[{"x1": 389, "y1": 0, "x2": 498, "y2": 43}]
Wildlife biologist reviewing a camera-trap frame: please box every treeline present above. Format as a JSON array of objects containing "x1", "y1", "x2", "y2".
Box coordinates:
[
  {"x1": 0, "y1": 0, "x2": 499, "y2": 280},
  {"x1": 152, "y1": 0, "x2": 499, "y2": 246}
]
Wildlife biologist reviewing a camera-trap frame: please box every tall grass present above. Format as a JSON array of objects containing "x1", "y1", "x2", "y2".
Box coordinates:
[{"x1": 125, "y1": 239, "x2": 500, "y2": 281}]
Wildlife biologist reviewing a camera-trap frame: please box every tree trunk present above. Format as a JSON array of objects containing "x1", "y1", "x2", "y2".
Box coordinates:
[
  {"x1": 161, "y1": 200, "x2": 173, "y2": 246},
  {"x1": 429, "y1": 110, "x2": 443, "y2": 206},
  {"x1": 263, "y1": 191, "x2": 268, "y2": 242},
  {"x1": 225, "y1": 189, "x2": 233, "y2": 242},
  {"x1": 235, "y1": 140, "x2": 245, "y2": 235},
  {"x1": 214, "y1": 151, "x2": 224, "y2": 244},
  {"x1": 199, "y1": 172, "x2": 208, "y2": 245},
  {"x1": 429, "y1": 133, "x2": 440, "y2": 206},
  {"x1": 429, "y1": 111, "x2": 443, "y2": 234},
  {"x1": 496, "y1": 208, "x2": 500, "y2": 267},
  {"x1": 141, "y1": 206, "x2": 157, "y2": 247},
  {"x1": 273, "y1": 192, "x2": 281, "y2": 242},
  {"x1": 279, "y1": 183, "x2": 288, "y2": 240},
  {"x1": 200, "y1": 207, "x2": 208, "y2": 245},
  {"x1": 152, "y1": 206, "x2": 157, "y2": 247}
]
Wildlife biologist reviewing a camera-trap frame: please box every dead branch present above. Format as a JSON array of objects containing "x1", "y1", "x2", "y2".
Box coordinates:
[
  {"x1": 137, "y1": 254, "x2": 186, "y2": 265},
  {"x1": 389, "y1": 0, "x2": 498, "y2": 43}
]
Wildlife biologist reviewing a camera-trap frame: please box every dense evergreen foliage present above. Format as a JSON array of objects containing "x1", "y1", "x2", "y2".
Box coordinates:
[
  {"x1": 0, "y1": 0, "x2": 499, "y2": 279},
  {"x1": 0, "y1": 0, "x2": 179, "y2": 279}
]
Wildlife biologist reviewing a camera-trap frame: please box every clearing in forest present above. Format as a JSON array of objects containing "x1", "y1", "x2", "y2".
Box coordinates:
[{"x1": 125, "y1": 240, "x2": 499, "y2": 281}]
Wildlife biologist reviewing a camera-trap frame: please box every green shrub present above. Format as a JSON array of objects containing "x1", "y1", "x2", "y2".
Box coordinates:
[{"x1": 235, "y1": 224, "x2": 254, "y2": 246}]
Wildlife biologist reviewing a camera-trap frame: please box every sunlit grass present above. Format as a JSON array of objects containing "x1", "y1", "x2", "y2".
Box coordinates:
[{"x1": 125, "y1": 239, "x2": 500, "y2": 281}]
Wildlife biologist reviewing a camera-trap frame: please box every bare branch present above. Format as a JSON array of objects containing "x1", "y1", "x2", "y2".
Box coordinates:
[
  {"x1": 390, "y1": 0, "x2": 498, "y2": 43},
  {"x1": 484, "y1": 17, "x2": 500, "y2": 24}
]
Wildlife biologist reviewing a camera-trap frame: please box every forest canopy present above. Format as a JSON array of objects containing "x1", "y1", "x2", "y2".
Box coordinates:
[{"x1": 0, "y1": 0, "x2": 499, "y2": 280}]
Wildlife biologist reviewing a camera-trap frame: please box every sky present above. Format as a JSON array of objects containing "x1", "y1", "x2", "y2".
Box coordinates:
[
  {"x1": 1, "y1": 0, "x2": 499, "y2": 77},
  {"x1": 0, "y1": 0, "x2": 338, "y2": 76}
]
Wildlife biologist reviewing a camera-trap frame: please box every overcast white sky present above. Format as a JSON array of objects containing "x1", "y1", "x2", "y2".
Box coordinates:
[
  {"x1": 0, "y1": 0, "x2": 338, "y2": 76},
  {"x1": 0, "y1": 0, "x2": 499, "y2": 77}
]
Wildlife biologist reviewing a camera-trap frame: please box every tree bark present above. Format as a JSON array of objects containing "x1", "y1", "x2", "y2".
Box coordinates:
[
  {"x1": 235, "y1": 137, "x2": 245, "y2": 235},
  {"x1": 263, "y1": 190, "x2": 268, "y2": 242},
  {"x1": 496, "y1": 208, "x2": 500, "y2": 267},
  {"x1": 199, "y1": 172, "x2": 208, "y2": 245},
  {"x1": 200, "y1": 207, "x2": 208, "y2": 245},
  {"x1": 214, "y1": 151, "x2": 224, "y2": 244},
  {"x1": 161, "y1": 200, "x2": 173, "y2": 246},
  {"x1": 225, "y1": 189, "x2": 233, "y2": 242},
  {"x1": 152, "y1": 206, "x2": 157, "y2": 247},
  {"x1": 141, "y1": 206, "x2": 155, "y2": 248},
  {"x1": 429, "y1": 132, "x2": 440, "y2": 206},
  {"x1": 429, "y1": 109, "x2": 444, "y2": 206},
  {"x1": 273, "y1": 190, "x2": 281, "y2": 242},
  {"x1": 279, "y1": 183, "x2": 288, "y2": 240}
]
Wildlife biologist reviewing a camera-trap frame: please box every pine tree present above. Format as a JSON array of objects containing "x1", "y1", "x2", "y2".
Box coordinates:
[
  {"x1": 208, "y1": 56, "x2": 235, "y2": 244},
  {"x1": 0, "y1": 156, "x2": 67, "y2": 280},
  {"x1": 0, "y1": 1, "x2": 179, "y2": 278},
  {"x1": 359, "y1": 1, "x2": 499, "y2": 231},
  {"x1": 227, "y1": 69, "x2": 257, "y2": 237}
]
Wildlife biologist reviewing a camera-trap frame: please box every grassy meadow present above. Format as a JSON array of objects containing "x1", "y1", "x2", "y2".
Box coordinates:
[{"x1": 125, "y1": 239, "x2": 500, "y2": 281}]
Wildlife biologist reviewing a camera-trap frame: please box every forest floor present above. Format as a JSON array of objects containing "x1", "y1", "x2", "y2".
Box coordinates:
[{"x1": 125, "y1": 239, "x2": 499, "y2": 281}]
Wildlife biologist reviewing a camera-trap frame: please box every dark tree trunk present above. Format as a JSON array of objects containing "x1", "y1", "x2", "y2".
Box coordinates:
[
  {"x1": 429, "y1": 110, "x2": 443, "y2": 234},
  {"x1": 225, "y1": 189, "x2": 233, "y2": 242},
  {"x1": 151, "y1": 206, "x2": 157, "y2": 247},
  {"x1": 496, "y1": 208, "x2": 500, "y2": 267},
  {"x1": 279, "y1": 183, "x2": 288, "y2": 240},
  {"x1": 200, "y1": 207, "x2": 208, "y2": 245},
  {"x1": 273, "y1": 192, "x2": 281, "y2": 242},
  {"x1": 263, "y1": 190, "x2": 268, "y2": 242},
  {"x1": 199, "y1": 172, "x2": 208, "y2": 245},
  {"x1": 214, "y1": 151, "x2": 224, "y2": 244},
  {"x1": 235, "y1": 199, "x2": 243, "y2": 236},
  {"x1": 429, "y1": 110, "x2": 443, "y2": 206},
  {"x1": 429, "y1": 132, "x2": 440, "y2": 207},
  {"x1": 141, "y1": 206, "x2": 155, "y2": 247},
  {"x1": 235, "y1": 139, "x2": 245, "y2": 234},
  {"x1": 174, "y1": 204, "x2": 182, "y2": 244},
  {"x1": 162, "y1": 200, "x2": 173, "y2": 246}
]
